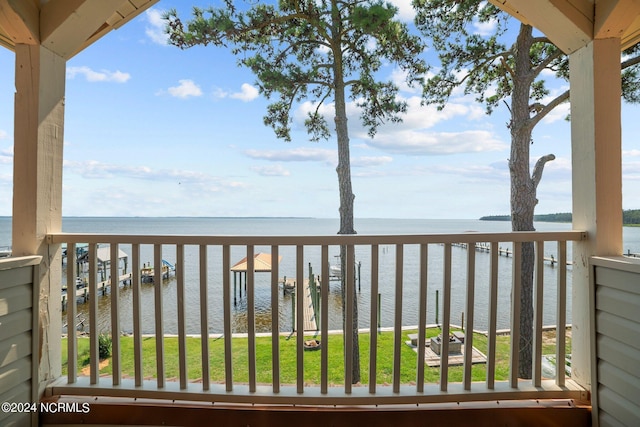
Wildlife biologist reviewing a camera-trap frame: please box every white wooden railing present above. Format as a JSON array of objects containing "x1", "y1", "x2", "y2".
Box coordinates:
[{"x1": 47, "y1": 231, "x2": 587, "y2": 404}]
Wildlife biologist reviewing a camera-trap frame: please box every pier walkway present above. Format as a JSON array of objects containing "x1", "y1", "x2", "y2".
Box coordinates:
[
  {"x1": 282, "y1": 277, "x2": 317, "y2": 331},
  {"x1": 61, "y1": 273, "x2": 132, "y2": 309},
  {"x1": 451, "y1": 242, "x2": 573, "y2": 266}
]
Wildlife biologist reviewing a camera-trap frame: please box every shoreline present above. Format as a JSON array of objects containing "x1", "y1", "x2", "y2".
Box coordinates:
[{"x1": 64, "y1": 323, "x2": 572, "y2": 339}]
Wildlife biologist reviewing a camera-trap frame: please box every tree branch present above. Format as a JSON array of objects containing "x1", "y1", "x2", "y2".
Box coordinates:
[
  {"x1": 531, "y1": 154, "x2": 556, "y2": 189},
  {"x1": 531, "y1": 36, "x2": 551, "y2": 44},
  {"x1": 529, "y1": 89, "x2": 569, "y2": 128},
  {"x1": 531, "y1": 47, "x2": 563, "y2": 77},
  {"x1": 458, "y1": 50, "x2": 513, "y2": 85},
  {"x1": 500, "y1": 55, "x2": 514, "y2": 78},
  {"x1": 622, "y1": 53, "x2": 640, "y2": 70}
]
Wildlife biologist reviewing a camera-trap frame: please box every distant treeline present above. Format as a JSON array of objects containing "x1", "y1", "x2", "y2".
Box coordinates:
[{"x1": 480, "y1": 210, "x2": 640, "y2": 225}]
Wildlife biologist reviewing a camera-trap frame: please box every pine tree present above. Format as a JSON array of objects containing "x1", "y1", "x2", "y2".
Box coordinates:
[
  {"x1": 414, "y1": 0, "x2": 640, "y2": 378},
  {"x1": 166, "y1": 0, "x2": 427, "y2": 384}
]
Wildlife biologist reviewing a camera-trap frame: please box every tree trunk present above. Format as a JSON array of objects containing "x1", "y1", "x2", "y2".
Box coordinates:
[
  {"x1": 335, "y1": 93, "x2": 360, "y2": 384},
  {"x1": 510, "y1": 23, "x2": 536, "y2": 380},
  {"x1": 332, "y1": 7, "x2": 360, "y2": 382}
]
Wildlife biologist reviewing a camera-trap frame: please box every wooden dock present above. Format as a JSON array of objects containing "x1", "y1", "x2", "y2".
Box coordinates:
[
  {"x1": 281, "y1": 277, "x2": 317, "y2": 331},
  {"x1": 451, "y1": 242, "x2": 573, "y2": 266},
  {"x1": 61, "y1": 273, "x2": 132, "y2": 308}
]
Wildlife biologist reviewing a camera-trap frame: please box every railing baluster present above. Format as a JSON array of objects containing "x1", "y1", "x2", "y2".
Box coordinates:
[
  {"x1": 247, "y1": 245, "x2": 257, "y2": 392},
  {"x1": 345, "y1": 244, "x2": 355, "y2": 393},
  {"x1": 132, "y1": 243, "x2": 143, "y2": 387},
  {"x1": 532, "y1": 241, "x2": 545, "y2": 387},
  {"x1": 88, "y1": 243, "x2": 98, "y2": 385},
  {"x1": 66, "y1": 243, "x2": 77, "y2": 384},
  {"x1": 296, "y1": 245, "x2": 304, "y2": 394},
  {"x1": 176, "y1": 244, "x2": 187, "y2": 390},
  {"x1": 440, "y1": 243, "x2": 452, "y2": 392},
  {"x1": 154, "y1": 244, "x2": 165, "y2": 388},
  {"x1": 222, "y1": 245, "x2": 233, "y2": 391},
  {"x1": 110, "y1": 244, "x2": 121, "y2": 385},
  {"x1": 393, "y1": 243, "x2": 403, "y2": 393},
  {"x1": 486, "y1": 242, "x2": 499, "y2": 389},
  {"x1": 510, "y1": 242, "x2": 522, "y2": 389},
  {"x1": 199, "y1": 245, "x2": 210, "y2": 391},
  {"x1": 416, "y1": 244, "x2": 428, "y2": 392},
  {"x1": 556, "y1": 240, "x2": 567, "y2": 387},
  {"x1": 369, "y1": 244, "x2": 379, "y2": 394},
  {"x1": 463, "y1": 242, "x2": 476, "y2": 390},
  {"x1": 321, "y1": 245, "x2": 329, "y2": 394},
  {"x1": 48, "y1": 230, "x2": 586, "y2": 404},
  {"x1": 271, "y1": 245, "x2": 280, "y2": 394}
]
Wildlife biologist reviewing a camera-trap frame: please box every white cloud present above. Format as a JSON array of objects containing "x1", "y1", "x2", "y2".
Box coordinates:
[
  {"x1": 145, "y1": 9, "x2": 169, "y2": 45},
  {"x1": 366, "y1": 129, "x2": 507, "y2": 155},
  {"x1": 388, "y1": 0, "x2": 416, "y2": 22},
  {"x1": 624, "y1": 161, "x2": 640, "y2": 180},
  {"x1": 251, "y1": 164, "x2": 291, "y2": 176},
  {"x1": 63, "y1": 160, "x2": 244, "y2": 190},
  {"x1": 213, "y1": 87, "x2": 229, "y2": 99},
  {"x1": 244, "y1": 147, "x2": 336, "y2": 164},
  {"x1": 352, "y1": 156, "x2": 393, "y2": 167},
  {"x1": 67, "y1": 66, "x2": 131, "y2": 83},
  {"x1": 541, "y1": 103, "x2": 570, "y2": 124},
  {"x1": 213, "y1": 84, "x2": 259, "y2": 102},
  {"x1": 292, "y1": 94, "x2": 499, "y2": 156},
  {"x1": 167, "y1": 79, "x2": 203, "y2": 98},
  {"x1": 230, "y1": 83, "x2": 259, "y2": 102},
  {"x1": 431, "y1": 162, "x2": 509, "y2": 182},
  {"x1": 0, "y1": 129, "x2": 8, "y2": 139},
  {"x1": 473, "y1": 17, "x2": 498, "y2": 36},
  {"x1": 540, "y1": 85, "x2": 571, "y2": 124},
  {"x1": 389, "y1": 68, "x2": 423, "y2": 95}
]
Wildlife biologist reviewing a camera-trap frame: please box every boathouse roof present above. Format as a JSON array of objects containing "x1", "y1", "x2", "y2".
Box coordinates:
[{"x1": 231, "y1": 252, "x2": 282, "y2": 272}]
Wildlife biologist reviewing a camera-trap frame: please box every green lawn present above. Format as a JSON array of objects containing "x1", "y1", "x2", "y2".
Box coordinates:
[{"x1": 61, "y1": 328, "x2": 571, "y2": 385}]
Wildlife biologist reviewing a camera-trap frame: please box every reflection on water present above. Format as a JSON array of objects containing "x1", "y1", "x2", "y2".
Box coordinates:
[
  {"x1": 49, "y1": 217, "x2": 640, "y2": 336},
  {"x1": 63, "y1": 240, "x2": 573, "y2": 335}
]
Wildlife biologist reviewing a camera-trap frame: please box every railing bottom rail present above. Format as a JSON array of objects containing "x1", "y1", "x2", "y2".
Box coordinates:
[{"x1": 46, "y1": 377, "x2": 588, "y2": 406}]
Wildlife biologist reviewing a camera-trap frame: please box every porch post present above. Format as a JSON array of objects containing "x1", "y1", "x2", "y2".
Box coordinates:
[
  {"x1": 12, "y1": 44, "x2": 66, "y2": 393},
  {"x1": 569, "y1": 38, "x2": 623, "y2": 390}
]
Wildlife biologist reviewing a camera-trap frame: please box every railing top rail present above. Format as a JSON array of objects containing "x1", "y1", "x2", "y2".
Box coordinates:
[{"x1": 47, "y1": 230, "x2": 586, "y2": 246}]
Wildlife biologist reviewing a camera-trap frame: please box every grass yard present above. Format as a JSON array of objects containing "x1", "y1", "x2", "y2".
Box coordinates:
[{"x1": 61, "y1": 328, "x2": 571, "y2": 386}]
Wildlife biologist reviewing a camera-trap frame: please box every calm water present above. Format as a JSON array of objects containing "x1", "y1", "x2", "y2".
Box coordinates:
[{"x1": 2, "y1": 217, "x2": 640, "y2": 335}]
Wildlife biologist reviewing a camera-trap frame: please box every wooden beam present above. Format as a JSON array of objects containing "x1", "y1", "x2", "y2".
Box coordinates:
[
  {"x1": 489, "y1": 0, "x2": 594, "y2": 53},
  {"x1": 12, "y1": 43, "x2": 65, "y2": 395},
  {"x1": 81, "y1": 0, "x2": 159, "y2": 51},
  {"x1": 570, "y1": 37, "x2": 623, "y2": 391},
  {"x1": 40, "y1": 0, "x2": 119, "y2": 59},
  {"x1": 0, "y1": 0, "x2": 39, "y2": 46},
  {"x1": 622, "y1": 14, "x2": 640, "y2": 49},
  {"x1": 40, "y1": 0, "x2": 159, "y2": 59},
  {"x1": 595, "y1": 0, "x2": 640, "y2": 39}
]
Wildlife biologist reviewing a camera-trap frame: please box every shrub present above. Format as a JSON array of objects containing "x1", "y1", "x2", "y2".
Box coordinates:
[{"x1": 98, "y1": 333, "x2": 112, "y2": 359}]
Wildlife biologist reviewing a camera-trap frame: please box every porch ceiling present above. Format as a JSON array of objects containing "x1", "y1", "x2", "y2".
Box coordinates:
[
  {"x1": 0, "y1": 0, "x2": 159, "y2": 60},
  {"x1": 489, "y1": 0, "x2": 640, "y2": 52}
]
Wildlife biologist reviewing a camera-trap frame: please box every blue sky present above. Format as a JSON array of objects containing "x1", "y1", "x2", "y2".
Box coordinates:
[{"x1": 0, "y1": 0, "x2": 639, "y2": 219}]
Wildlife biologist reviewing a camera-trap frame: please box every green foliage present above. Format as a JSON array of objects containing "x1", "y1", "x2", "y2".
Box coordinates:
[
  {"x1": 165, "y1": 0, "x2": 428, "y2": 142},
  {"x1": 98, "y1": 333, "x2": 112, "y2": 360},
  {"x1": 414, "y1": 0, "x2": 640, "y2": 124},
  {"x1": 480, "y1": 210, "x2": 640, "y2": 225},
  {"x1": 624, "y1": 209, "x2": 640, "y2": 224},
  {"x1": 414, "y1": 0, "x2": 567, "y2": 120}
]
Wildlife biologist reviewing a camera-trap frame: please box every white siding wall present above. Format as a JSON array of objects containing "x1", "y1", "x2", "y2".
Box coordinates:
[
  {"x1": 0, "y1": 257, "x2": 41, "y2": 427},
  {"x1": 592, "y1": 257, "x2": 640, "y2": 427}
]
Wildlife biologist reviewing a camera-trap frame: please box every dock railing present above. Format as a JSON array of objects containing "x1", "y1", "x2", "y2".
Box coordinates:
[{"x1": 47, "y1": 230, "x2": 587, "y2": 405}]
